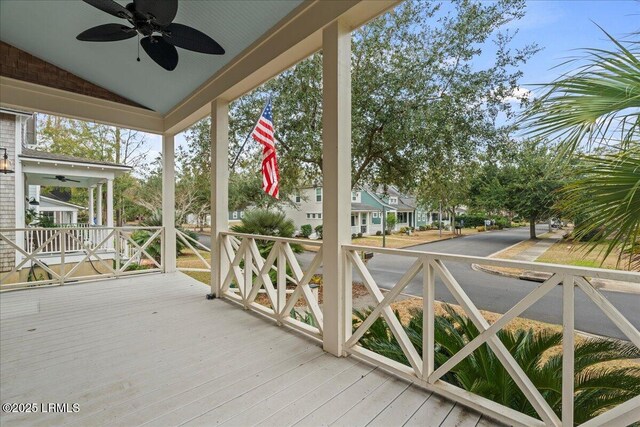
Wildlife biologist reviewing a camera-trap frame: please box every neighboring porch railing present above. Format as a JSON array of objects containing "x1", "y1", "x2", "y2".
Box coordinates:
[
  {"x1": 25, "y1": 227, "x2": 111, "y2": 254},
  {"x1": 219, "y1": 231, "x2": 324, "y2": 340},
  {"x1": 0, "y1": 226, "x2": 164, "y2": 290},
  {"x1": 342, "y1": 244, "x2": 640, "y2": 427}
]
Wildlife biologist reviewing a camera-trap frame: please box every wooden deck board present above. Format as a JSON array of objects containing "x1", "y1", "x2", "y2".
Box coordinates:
[{"x1": 0, "y1": 273, "x2": 501, "y2": 427}]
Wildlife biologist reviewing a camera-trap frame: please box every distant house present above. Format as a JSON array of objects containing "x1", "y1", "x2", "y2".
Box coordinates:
[
  {"x1": 37, "y1": 196, "x2": 86, "y2": 225},
  {"x1": 0, "y1": 109, "x2": 131, "y2": 275},
  {"x1": 283, "y1": 186, "x2": 425, "y2": 236}
]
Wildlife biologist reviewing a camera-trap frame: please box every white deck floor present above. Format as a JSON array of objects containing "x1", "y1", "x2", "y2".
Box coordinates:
[{"x1": 0, "y1": 273, "x2": 500, "y2": 427}]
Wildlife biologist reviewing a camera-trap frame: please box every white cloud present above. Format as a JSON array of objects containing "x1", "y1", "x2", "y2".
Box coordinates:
[{"x1": 501, "y1": 87, "x2": 532, "y2": 103}]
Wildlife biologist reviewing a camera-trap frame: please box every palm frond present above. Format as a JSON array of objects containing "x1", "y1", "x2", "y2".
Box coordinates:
[
  {"x1": 558, "y1": 147, "x2": 640, "y2": 267},
  {"x1": 524, "y1": 29, "x2": 640, "y2": 154}
]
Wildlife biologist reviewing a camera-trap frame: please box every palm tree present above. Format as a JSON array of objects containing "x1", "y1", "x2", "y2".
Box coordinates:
[
  {"x1": 557, "y1": 147, "x2": 640, "y2": 267},
  {"x1": 230, "y1": 209, "x2": 301, "y2": 256},
  {"x1": 524, "y1": 29, "x2": 640, "y2": 266},
  {"x1": 353, "y1": 306, "x2": 640, "y2": 425}
]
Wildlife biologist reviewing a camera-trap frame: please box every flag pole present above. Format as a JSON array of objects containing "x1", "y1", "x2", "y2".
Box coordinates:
[{"x1": 229, "y1": 98, "x2": 271, "y2": 171}]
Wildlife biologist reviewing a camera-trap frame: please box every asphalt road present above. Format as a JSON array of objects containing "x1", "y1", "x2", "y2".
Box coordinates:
[
  {"x1": 198, "y1": 226, "x2": 639, "y2": 339},
  {"x1": 355, "y1": 226, "x2": 639, "y2": 340}
]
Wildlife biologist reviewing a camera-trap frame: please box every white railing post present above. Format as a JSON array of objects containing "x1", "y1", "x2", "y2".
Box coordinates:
[
  {"x1": 162, "y1": 133, "x2": 177, "y2": 273},
  {"x1": 277, "y1": 242, "x2": 286, "y2": 317},
  {"x1": 114, "y1": 228, "x2": 121, "y2": 277},
  {"x1": 211, "y1": 98, "x2": 230, "y2": 298},
  {"x1": 322, "y1": 19, "x2": 352, "y2": 357},
  {"x1": 59, "y1": 230, "x2": 65, "y2": 285},
  {"x1": 423, "y1": 256, "x2": 435, "y2": 381},
  {"x1": 562, "y1": 274, "x2": 575, "y2": 426}
]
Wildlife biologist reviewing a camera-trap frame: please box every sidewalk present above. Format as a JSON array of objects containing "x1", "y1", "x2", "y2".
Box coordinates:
[{"x1": 474, "y1": 229, "x2": 639, "y2": 295}]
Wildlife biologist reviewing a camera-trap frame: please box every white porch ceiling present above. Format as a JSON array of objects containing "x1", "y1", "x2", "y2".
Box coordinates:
[{"x1": 0, "y1": 0, "x2": 303, "y2": 113}]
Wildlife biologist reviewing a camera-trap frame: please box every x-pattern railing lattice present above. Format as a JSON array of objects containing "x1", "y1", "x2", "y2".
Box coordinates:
[
  {"x1": 176, "y1": 229, "x2": 211, "y2": 273},
  {"x1": 344, "y1": 244, "x2": 640, "y2": 427},
  {"x1": 221, "y1": 232, "x2": 323, "y2": 338},
  {"x1": 0, "y1": 227, "x2": 163, "y2": 289}
]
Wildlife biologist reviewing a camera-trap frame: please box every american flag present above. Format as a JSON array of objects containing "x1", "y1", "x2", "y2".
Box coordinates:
[{"x1": 251, "y1": 100, "x2": 280, "y2": 199}]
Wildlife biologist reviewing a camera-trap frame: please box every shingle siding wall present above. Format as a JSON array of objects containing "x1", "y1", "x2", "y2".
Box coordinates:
[
  {"x1": 0, "y1": 41, "x2": 147, "y2": 109},
  {"x1": 0, "y1": 113, "x2": 16, "y2": 272}
]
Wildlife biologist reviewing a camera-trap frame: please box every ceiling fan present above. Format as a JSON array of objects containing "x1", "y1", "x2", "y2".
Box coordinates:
[
  {"x1": 44, "y1": 175, "x2": 82, "y2": 183},
  {"x1": 76, "y1": 0, "x2": 225, "y2": 71}
]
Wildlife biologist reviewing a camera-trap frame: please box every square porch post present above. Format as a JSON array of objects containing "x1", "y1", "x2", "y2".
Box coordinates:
[
  {"x1": 162, "y1": 133, "x2": 177, "y2": 273},
  {"x1": 96, "y1": 183, "x2": 103, "y2": 225},
  {"x1": 322, "y1": 20, "x2": 352, "y2": 356},
  {"x1": 106, "y1": 179, "x2": 114, "y2": 227},
  {"x1": 88, "y1": 186, "x2": 94, "y2": 225},
  {"x1": 210, "y1": 98, "x2": 229, "y2": 298}
]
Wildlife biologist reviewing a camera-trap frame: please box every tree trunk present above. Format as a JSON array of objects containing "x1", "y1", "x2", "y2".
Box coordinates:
[{"x1": 529, "y1": 216, "x2": 537, "y2": 239}]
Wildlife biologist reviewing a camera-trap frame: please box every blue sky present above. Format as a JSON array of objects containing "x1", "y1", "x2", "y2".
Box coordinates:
[{"x1": 145, "y1": 1, "x2": 639, "y2": 161}]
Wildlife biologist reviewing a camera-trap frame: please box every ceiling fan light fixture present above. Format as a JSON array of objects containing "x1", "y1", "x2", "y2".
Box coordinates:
[{"x1": 77, "y1": 0, "x2": 225, "y2": 71}]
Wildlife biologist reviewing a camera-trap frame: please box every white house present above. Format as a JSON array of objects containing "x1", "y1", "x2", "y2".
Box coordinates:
[
  {"x1": 0, "y1": 109, "x2": 131, "y2": 274},
  {"x1": 37, "y1": 195, "x2": 86, "y2": 224}
]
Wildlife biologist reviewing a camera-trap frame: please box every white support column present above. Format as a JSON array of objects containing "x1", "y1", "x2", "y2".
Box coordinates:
[
  {"x1": 106, "y1": 179, "x2": 114, "y2": 228},
  {"x1": 96, "y1": 183, "x2": 103, "y2": 226},
  {"x1": 88, "y1": 186, "x2": 94, "y2": 225},
  {"x1": 211, "y1": 98, "x2": 229, "y2": 298},
  {"x1": 162, "y1": 133, "x2": 177, "y2": 273},
  {"x1": 322, "y1": 20, "x2": 352, "y2": 356},
  {"x1": 71, "y1": 211, "x2": 78, "y2": 224}
]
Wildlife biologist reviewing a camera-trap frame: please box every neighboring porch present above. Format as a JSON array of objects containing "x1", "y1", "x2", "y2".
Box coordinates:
[{"x1": 0, "y1": 273, "x2": 491, "y2": 427}]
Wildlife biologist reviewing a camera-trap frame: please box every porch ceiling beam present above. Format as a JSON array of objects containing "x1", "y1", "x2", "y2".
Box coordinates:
[
  {"x1": 0, "y1": 77, "x2": 164, "y2": 134},
  {"x1": 163, "y1": 0, "x2": 399, "y2": 135}
]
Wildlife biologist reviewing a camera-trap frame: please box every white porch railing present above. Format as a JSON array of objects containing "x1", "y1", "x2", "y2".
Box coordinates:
[
  {"x1": 220, "y1": 231, "x2": 324, "y2": 340},
  {"x1": 25, "y1": 227, "x2": 111, "y2": 254},
  {"x1": 342, "y1": 244, "x2": 640, "y2": 427},
  {"x1": 0, "y1": 226, "x2": 164, "y2": 290},
  {"x1": 176, "y1": 229, "x2": 211, "y2": 273}
]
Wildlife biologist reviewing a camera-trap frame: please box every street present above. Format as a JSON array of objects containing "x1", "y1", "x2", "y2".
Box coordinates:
[{"x1": 199, "y1": 226, "x2": 639, "y2": 339}]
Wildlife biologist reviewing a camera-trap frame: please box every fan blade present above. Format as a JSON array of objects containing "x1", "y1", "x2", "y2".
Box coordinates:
[
  {"x1": 164, "y1": 23, "x2": 225, "y2": 55},
  {"x1": 77, "y1": 24, "x2": 136, "y2": 42},
  {"x1": 82, "y1": 0, "x2": 132, "y2": 20},
  {"x1": 141, "y1": 36, "x2": 178, "y2": 71},
  {"x1": 66, "y1": 179, "x2": 82, "y2": 183},
  {"x1": 43, "y1": 177, "x2": 59, "y2": 180},
  {"x1": 134, "y1": 0, "x2": 177, "y2": 26}
]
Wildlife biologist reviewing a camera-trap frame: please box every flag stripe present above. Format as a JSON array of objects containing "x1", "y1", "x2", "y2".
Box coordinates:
[{"x1": 251, "y1": 100, "x2": 280, "y2": 199}]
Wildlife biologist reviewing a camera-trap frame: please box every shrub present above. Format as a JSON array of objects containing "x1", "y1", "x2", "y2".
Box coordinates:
[
  {"x1": 357, "y1": 232, "x2": 363, "y2": 238},
  {"x1": 418, "y1": 225, "x2": 427, "y2": 231},
  {"x1": 375, "y1": 230, "x2": 382, "y2": 236},
  {"x1": 399, "y1": 227, "x2": 408, "y2": 234},
  {"x1": 353, "y1": 305, "x2": 640, "y2": 425},
  {"x1": 352, "y1": 233, "x2": 357, "y2": 239},
  {"x1": 300, "y1": 224, "x2": 313, "y2": 238},
  {"x1": 385, "y1": 213, "x2": 397, "y2": 233},
  {"x1": 315, "y1": 224, "x2": 323, "y2": 238},
  {"x1": 495, "y1": 217, "x2": 510, "y2": 229},
  {"x1": 131, "y1": 230, "x2": 162, "y2": 262},
  {"x1": 457, "y1": 214, "x2": 486, "y2": 228},
  {"x1": 477, "y1": 226, "x2": 485, "y2": 232}
]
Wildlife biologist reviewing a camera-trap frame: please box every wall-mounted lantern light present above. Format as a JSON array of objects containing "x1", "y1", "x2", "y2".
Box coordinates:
[{"x1": 1, "y1": 148, "x2": 15, "y2": 174}]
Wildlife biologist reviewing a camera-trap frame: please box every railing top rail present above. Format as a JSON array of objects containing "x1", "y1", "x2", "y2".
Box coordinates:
[
  {"x1": 221, "y1": 231, "x2": 323, "y2": 247},
  {"x1": 0, "y1": 226, "x2": 163, "y2": 232},
  {"x1": 344, "y1": 244, "x2": 640, "y2": 283}
]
